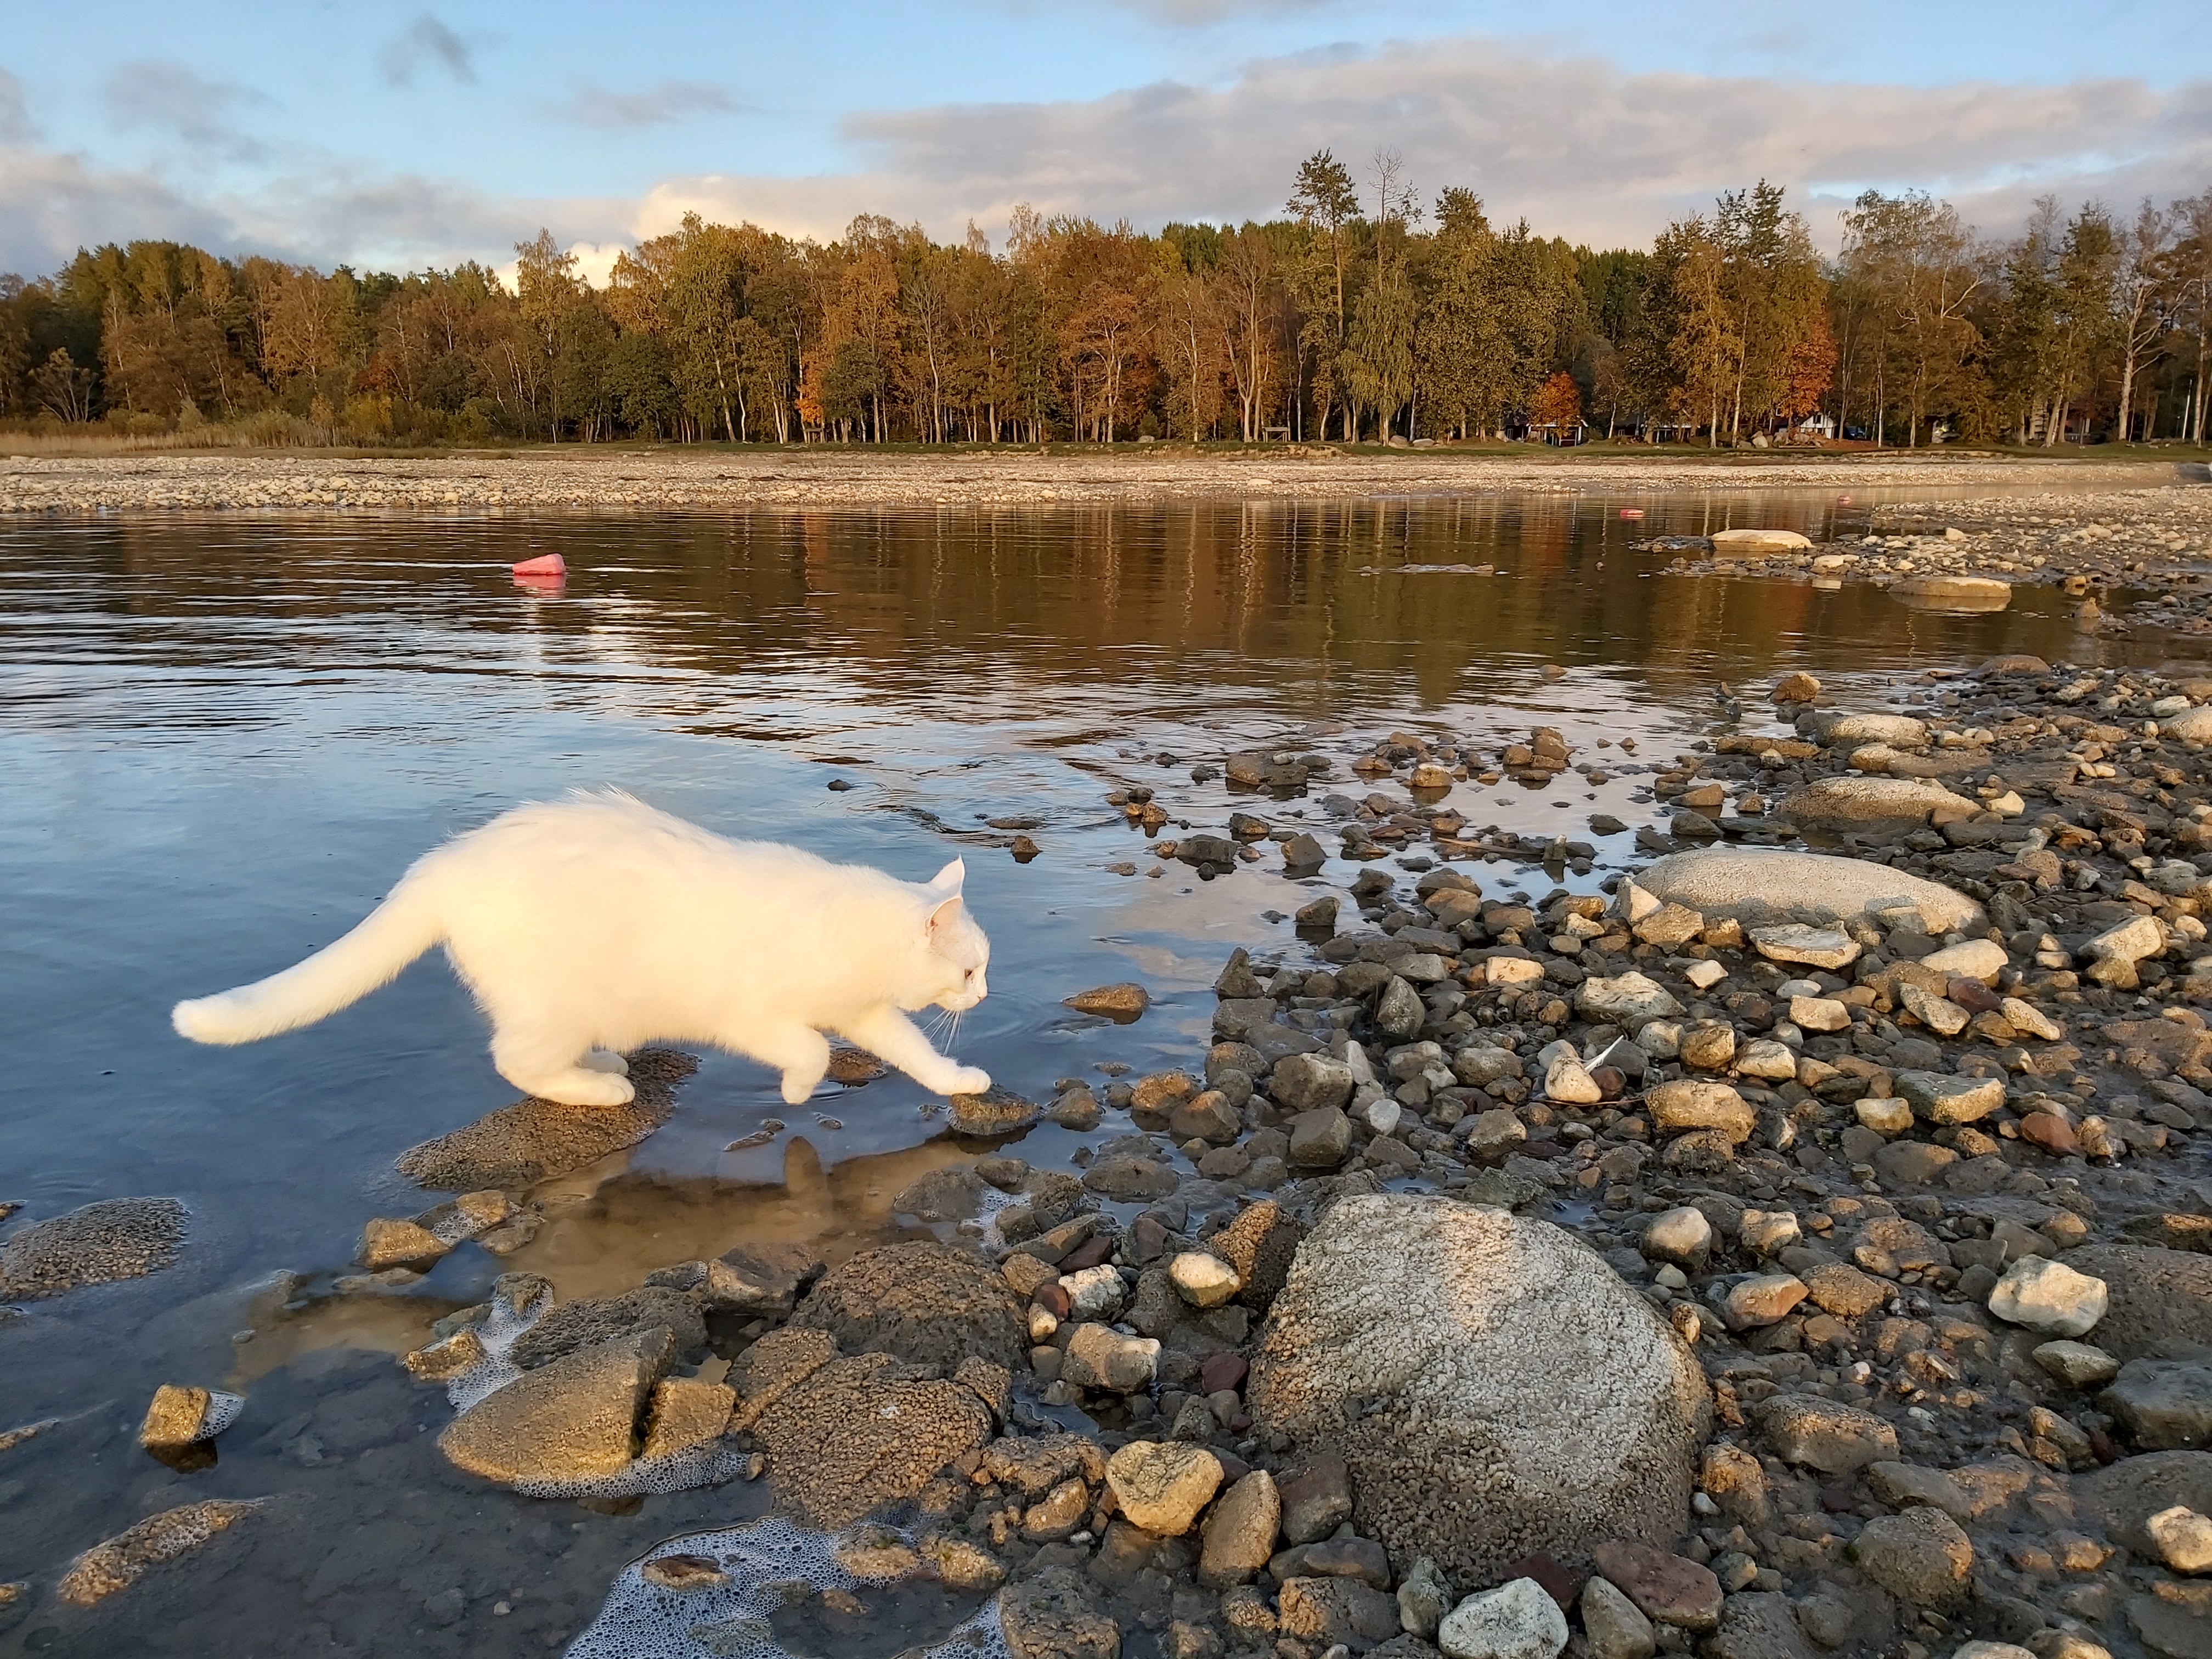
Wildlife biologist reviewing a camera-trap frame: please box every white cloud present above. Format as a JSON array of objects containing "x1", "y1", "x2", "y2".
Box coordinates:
[
  {"x1": 5, "y1": 36, "x2": 2210, "y2": 282},
  {"x1": 379, "y1": 15, "x2": 477, "y2": 87},
  {"x1": 555, "y1": 81, "x2": 739, "y2": 131},
  {"x1": 0, "y1": 150, "x2": 238, "y2": 275},
  {"x1": 0, "y1": 68, "x2": 33, "y2": 144},
  {"x1": 788, "y1": 43, "x2": 2212, "y2": 248},
  {"x1": 101, "y1": 60, "x2": 273, "y2": 163}
]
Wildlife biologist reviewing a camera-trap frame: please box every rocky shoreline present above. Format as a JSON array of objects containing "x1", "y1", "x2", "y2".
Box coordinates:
[
  {"x1": 8, "y1": 654, "x2": 2212, "y2": 1658},
  {"x1": 0, "y1": 449, "x2": 2195, "y2": 515},
  {"x1": 1650, "y1": 484, "x2": 2212, "y2": 639}
]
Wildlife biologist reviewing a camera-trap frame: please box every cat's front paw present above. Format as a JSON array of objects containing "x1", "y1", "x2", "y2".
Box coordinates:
[
  {"x1": 943, "y1": 1065, "x2": 991, "y2": 1097},
  {"x1": 781, "y1": 1071, "x2": 821, "y2": 1105},
  {"x1": 544, "y1": 1071, "x2": 636, "y2": 1108}
]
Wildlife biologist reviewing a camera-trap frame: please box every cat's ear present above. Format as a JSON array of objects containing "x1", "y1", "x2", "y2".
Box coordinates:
[
  {"x1": 927, "y1": 893, "x2": 965, "y2": 941},
  {"x1": 929, "y1": 857, "x2": 966, "y2": 892}
]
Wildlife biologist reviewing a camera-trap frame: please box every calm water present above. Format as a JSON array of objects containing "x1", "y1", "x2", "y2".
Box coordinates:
[{"x1": 0, "y1": 491, "x2": 2147, "y2": 1653}]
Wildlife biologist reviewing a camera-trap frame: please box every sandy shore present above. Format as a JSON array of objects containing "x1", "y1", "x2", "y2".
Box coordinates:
[{"x1": 0, "y1": 445, "x2": 2202, "y2": 515}]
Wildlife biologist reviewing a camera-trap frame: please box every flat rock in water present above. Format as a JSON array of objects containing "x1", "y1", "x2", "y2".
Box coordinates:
[
  {"x1": 1248, "y1": 1194, "x2": 1710, "y2": 1583},
  {"x1": 1891, "y1": 575, "x2": 2012, "y2": 612},
  {"x1": 395, "y1": 1049, "x2": 695, "y2": 1189},
  {"x1": 1708, "y1": 529, "x2": 1811, "y2": 556},
  {"x1": 1064, "y1": 983, "x2": 1150, "y2": 1022},
  {"x1": 57, "y1": 1498, "x2": 264, "y2": 1607},
  {"x1": 1634, "y1": 848, "x2": 1982, "y2": 933},
  {"x1": 948, "y1": 1086, "x2": 1043, "y2": 1137},
  {"x1": 0, "y1": 1197, "x2": 188, "y2": 1300}
]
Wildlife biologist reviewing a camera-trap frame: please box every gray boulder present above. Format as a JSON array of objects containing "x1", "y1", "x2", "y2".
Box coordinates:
[{"x1": 1248, "y1": 1195, "x2": 1710, "y2": 1583}]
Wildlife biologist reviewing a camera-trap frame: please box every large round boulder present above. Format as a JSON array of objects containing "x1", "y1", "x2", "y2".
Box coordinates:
[
  {"x1": 1248, "y1": 1194, "x2": 1711, "y2": 1585},
  {"x1": 1633, "y1": 848, "x2": 1982, "y2": 934}
]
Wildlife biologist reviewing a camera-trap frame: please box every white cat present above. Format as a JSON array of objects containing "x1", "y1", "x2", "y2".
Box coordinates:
[{"x1": 172, "y1": 791, "x2": 992, "y2": 1108}]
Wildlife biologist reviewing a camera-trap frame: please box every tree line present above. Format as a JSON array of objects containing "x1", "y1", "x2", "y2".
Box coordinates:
[{"x1": 2, "y1": 153, "x2": 2208, "y2": 449}]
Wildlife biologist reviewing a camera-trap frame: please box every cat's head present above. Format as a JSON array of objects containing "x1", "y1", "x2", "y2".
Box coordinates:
[{"x1": 907, "y1": 857, "x2": 990, "y2": 1012}]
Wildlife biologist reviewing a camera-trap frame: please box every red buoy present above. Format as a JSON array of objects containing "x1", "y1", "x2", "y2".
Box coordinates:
[
  {"x1": 512, "y1": 553, "x2": 565, "y2": 577},
  {"x1": 1619, "y1": 508, "x2": 1645, "y2": 520}
]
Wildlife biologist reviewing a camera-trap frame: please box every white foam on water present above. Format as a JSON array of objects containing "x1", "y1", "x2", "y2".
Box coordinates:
[
  {"x1": 443, "y1": 1289, "x2": 539, "y2": 1412},
  {"x1": 200, "y1": 1391, "x2": 246, "y2": 1440},
  {"x1": 437, "y1": 1288, "x2": 759, "y2": 1498},
  {"x1": 563, "y1": 1517, "x2": 1008, "y2": 1659},
  {"x1": 969, "y1": 1187, "x2": 1025, "y2": 1251}
]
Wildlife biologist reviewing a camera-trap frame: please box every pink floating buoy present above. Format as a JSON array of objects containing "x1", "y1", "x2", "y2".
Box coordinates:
[
  {"x1": 512, "y1": 553, "x2": 566, "y2": 577},
  {"x1": 1619, "y1": 508, "x2": 1645, "y2": 520}
]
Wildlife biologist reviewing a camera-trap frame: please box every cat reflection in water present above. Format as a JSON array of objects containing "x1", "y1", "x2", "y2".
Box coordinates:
[{"x1": 173, "y1": 791, "x2": 991, "y2": 1107}]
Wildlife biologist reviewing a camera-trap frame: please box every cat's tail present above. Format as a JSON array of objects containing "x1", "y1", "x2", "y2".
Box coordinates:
[{"x1": 171, "y1": 878, "x2": 445, "y2": 1045}]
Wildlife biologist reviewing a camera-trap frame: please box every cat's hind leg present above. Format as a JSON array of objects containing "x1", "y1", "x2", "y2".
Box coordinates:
[
  {"x1": 582, "y1": 1049, "x2": 630, "y2": 1076},
  {"x1": 731, "y1": 1024, "x2": 832, "y2": 1106},
  {"x1": 835, "y1": 1007, "x2": 989, "y2": 1097},
  {"x1": 490, "y1": 1024, "x2": 636, "y2": 1108}
]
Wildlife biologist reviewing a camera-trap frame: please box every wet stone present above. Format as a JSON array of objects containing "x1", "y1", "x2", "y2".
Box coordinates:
[
  {"x1": 1591, "y1": 1541, "x2": 1722, "y2": 1633},
  {"x1": 395, "y1": 1048, "x2": 693, "y2": 1188},
  {"x1": 1848, "y1": 1506, "x2": 1973, "y2": 1606},
  {"x1": 2103, "y1": 1360, "x2": 2212, "y2": 1449},
  {"x1": 949, "y1": 1086, "x2": 1044, "y2": 1138},
  {"x1": 0, "y1": 1196, "x2": 188, "y2": 1300},
  {"x1": 510, "y1": 1286, "x2": 705, "y2": 1372},
  {"x1": 57, "y1": 1499, "x2": 264, "y2": 1607},
  {"x1": 999, "y1": 1565, "x2": 1122, "y2": 1659},
  {"x1": 439, "y1": 1330, "x2": 672, "y2": 1487},
  {"x1": 755, "y1": 1351, "x2": 995, "y2": 1528},
  {"x1": 1065, "y1": 983, "x2": 1150, "y2": 1020},
  {"x1": 1278, "y1": 1575, "x2": 1404, "y2": 1650},
  {"x1": 1754, "y1": 1395, "x2": 1899, "y2": 1474}
]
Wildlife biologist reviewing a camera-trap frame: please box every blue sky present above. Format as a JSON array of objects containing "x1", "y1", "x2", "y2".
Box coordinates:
[{"x1": 2, "y1": 0, "x2": 2207, "y2": 277}]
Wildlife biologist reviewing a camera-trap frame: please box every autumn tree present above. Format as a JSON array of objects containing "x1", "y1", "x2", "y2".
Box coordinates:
[
  {"x1": 2111, "y1": 199, "x2": 2173, "y2": 442},
  {"x1": 1838, "y1": 191, "x2": 1981, "y2": 445},
  {"x1": 1286, "y1": 149, "x2": 1359, "y2": 439},
  {"x1": 1528, "y1": 370, "x2": 1582, "y2": 438}
]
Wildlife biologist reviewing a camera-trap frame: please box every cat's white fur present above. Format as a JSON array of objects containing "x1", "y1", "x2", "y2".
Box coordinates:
[{"x1": 172, "y1": 791, "x2": 991, "y2": 1108}]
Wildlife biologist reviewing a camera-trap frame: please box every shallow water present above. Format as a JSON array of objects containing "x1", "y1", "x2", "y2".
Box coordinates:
[{"x1": 0, "y1": 490, "x2": 2153, "y2": 1653}]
